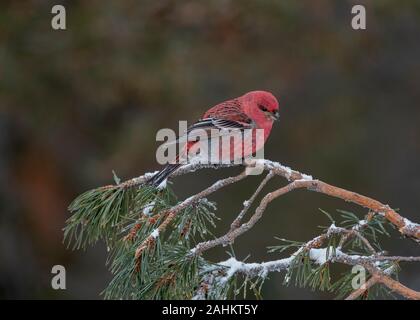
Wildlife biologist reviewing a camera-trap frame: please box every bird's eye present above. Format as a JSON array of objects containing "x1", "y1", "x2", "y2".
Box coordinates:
[{"x1": 258, "y1": 104, "x2": 268, "y2": 112}]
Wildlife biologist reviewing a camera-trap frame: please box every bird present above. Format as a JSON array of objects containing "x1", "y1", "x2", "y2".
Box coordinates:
[{"x1": 148, "y1": 90, "x2": 280, "y2": 187}]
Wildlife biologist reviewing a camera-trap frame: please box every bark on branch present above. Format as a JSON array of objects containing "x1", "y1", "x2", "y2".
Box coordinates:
[
  {"x1": 124, "y1": 159, "x2": 420, "y2": 299},
  {"x1": 194, "y1": 225, "x2": 420, "y2": 300}
]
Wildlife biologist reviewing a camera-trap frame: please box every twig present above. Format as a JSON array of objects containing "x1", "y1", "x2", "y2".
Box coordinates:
[
  {"x1": 123, "y1": 159, "x2": 420, "y2": 241},
  {"x1": 338, "y1": 228, "x2": 377, "y2": 254},
  {"x1": 338, "y1": 212, "x2": 375, "y2": 249},
  {"x1": 230, "y1": 171, "x2": 274, "y2": 231},
  {"x1": 134, "y1": 170, "x2": 248, "y2": 257},
  {"x1": 345, "y1": 276, "x2": 378, "y2": 300},
  {"x1": 369, "y1": 270, "x2": 420, "y2": 300},
  {"x1": 195, "y1": 177, "x2": 419, "y2": 256},
  {"x1": 194, "y1": 181, "x2": 300, "y2": 254},
  {"x1": 196, "y1": 228, "x2": 420, "y2": 300},
  {"x1": 70, "y1": 157, "x2": 420, "y2": 300},
  {"x1": 345, "y1": 265, "x2": 396, "y2": 300},
  {"x1": 120, "y1": 159, "x2": 420, "y2": 296}
]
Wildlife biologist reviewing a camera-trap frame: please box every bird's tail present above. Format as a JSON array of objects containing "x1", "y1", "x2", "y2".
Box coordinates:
[{"x1": 147, "y1": 164, "x2": 181, "y2": 187}]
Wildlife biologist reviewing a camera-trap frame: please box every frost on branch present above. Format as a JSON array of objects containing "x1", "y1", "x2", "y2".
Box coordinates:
[{"x1": 64, "y1": 159, "x2": 420, "y2": 300}]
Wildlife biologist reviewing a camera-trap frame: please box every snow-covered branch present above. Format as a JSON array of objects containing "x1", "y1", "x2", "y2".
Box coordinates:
[
  {"x1": 118, "y1": 158, "x2": 420, "y2": 299},
  {"x1": 194, "y1": 224, "x2": 420, "y2": 300},
  {"x1": 127, "y1": 159, "x2": 420, "y2": 243}
]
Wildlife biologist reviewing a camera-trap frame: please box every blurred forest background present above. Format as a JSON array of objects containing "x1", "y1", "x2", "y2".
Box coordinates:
[{"x1": 1, "y1": 0, "x2": 420, "y2": 299}]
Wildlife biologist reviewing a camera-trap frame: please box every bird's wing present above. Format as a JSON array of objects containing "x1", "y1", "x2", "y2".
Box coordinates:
[
  {"x1": 159, "y1": 118, "x2": 254, "y2": 149},
  {"x1": 163, "y1": 100, "x2": 256, "y2": 147},
  {"x1": 202, "y1": 98, "x2": 252, "y2": 123},
  {"x1": 188, "y1": 98, "x2": 256, "y2": 133},
  {"x1": 187, "y1": 117, "x2": 254, "y2": 133}
]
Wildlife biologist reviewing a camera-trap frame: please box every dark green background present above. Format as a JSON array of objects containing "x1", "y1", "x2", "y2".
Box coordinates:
[{"x1": 1, "y1": 0, "x2": 419, "y2": 299}]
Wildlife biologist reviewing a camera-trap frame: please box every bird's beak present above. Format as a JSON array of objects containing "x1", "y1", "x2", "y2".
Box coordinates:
[{"x1": 270, "y1": 111, "x2": 280, "y2": 121}]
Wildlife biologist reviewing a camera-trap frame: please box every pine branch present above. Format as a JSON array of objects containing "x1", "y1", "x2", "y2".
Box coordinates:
[
  {"x1": 194, "y1": 224, "x2": 420, "y2": 299},
  {"x1": 65, "y1": 158, "x2": 420, "y2": 300}
]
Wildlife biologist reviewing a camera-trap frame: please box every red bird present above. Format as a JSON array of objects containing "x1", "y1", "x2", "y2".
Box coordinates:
[{"x1": 149, "y1": 90, "x2": 280, "y2": 186}]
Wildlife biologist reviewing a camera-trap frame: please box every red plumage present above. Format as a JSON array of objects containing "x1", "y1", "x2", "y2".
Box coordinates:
[{"x1": 149, "y1": 91, "x2": 280, "y2": 187}]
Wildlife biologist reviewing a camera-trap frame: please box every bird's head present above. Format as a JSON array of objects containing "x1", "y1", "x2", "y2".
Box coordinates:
[{"x1": 241, "y1": 90, "x2": 280, "y2": 124}]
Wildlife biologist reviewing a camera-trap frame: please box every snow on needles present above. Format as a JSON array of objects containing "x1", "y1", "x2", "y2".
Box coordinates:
[
  {"x1": 309, "y1": 248, "x2": 331, "y2": 265},
  {"x1": 151, "y1": 229, "x2": 159, "y2": 239},
  {"x1": 308, "y1": 246, "x2": 349, "y2": 265},
  {"x1": 143, "y1": 201, "x2": 156, "y2": 216}
]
